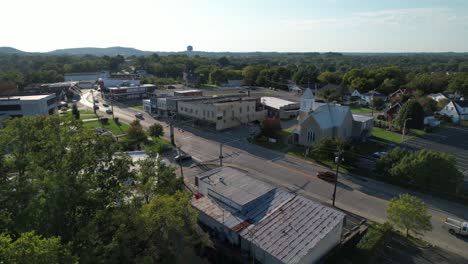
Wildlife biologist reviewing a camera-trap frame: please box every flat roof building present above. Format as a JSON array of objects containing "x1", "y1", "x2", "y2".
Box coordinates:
[
  {"x1": 0, "y1": 94, "x2": 57, "y2": 117},
  {"x1": 192, "y1": 167, "x2": 346, "y2": 264},
  {"x1": 108, "y1": 84, "x2": 156, "y2": 100},
  {"x1": 261, "y1": 96, "x2": 300, "y2": 120}
]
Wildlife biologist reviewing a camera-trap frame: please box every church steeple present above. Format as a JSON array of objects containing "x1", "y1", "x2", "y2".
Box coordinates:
[{"x1": 300, "y1": 87, "x2": 315, "y2": 113}]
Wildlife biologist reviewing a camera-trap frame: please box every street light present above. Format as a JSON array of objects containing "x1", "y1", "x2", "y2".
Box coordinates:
[{"x1": 401, "y1": 117, "x2": 413, "y2": 141}]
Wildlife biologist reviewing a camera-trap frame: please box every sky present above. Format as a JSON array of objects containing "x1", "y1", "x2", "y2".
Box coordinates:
[{"x1": 1, "y1": 0, "x2": 468, "y2": 53}]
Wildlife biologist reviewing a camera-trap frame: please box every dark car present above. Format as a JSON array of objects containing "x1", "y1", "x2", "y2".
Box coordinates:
[
  {"x1": 94, "y1": 100, "x2": 99, "y2": 103},
  {"x1": 316, "y1": 171, "x2": 336, "y2": 183},
  {"x1": 167, "y1": 85, "x2": 176, "y2": 89},
  {"x1": 93, "y1": 105, "x2": 99, "y2": 110},
  {"x1": 175, "y1": 153, "x2": 192, "y2": 162},
  {"x1": 103, "y1": 103, "x2": 109, "y2": 107},
  {"x1": 106, "y1": 109, "x2": 113, "y2": 114}
]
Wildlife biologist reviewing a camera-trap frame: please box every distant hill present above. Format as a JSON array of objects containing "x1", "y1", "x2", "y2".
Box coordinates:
[
  {"x1": 0, "y1": 47, "x2": 27, "y2": 54},
  {"x1": 47, "y1": 46, "x2": 153, "y2": 56}
]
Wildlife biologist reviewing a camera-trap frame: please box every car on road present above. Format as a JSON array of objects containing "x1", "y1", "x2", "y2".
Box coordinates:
[
  {"x1": 175, "y1": 153, "x2": 192, "y2": 162},
  {"x1": 316, "y1": 171, "x2": 337, "y2": 183},
  {"x1": 103, "y1": 103, "x2": 109, "y2": 107},
  {"x1": 106, "y1": 109, "x2": 113, "y2": 114},
  {"x1": 94, "y1": 100, "x2": 99, "y2": 103},
  {"x1": 238, "y1": 91, "x2": 246, "y2": 93},
  {"x1": 135, "y1": 112, "x2": 143, "y2": 119},
  {"x1": 372, "y1": 151, "x2": 387, "y2": 159},
  {"x1": 167, "y1": 85, "x2": 176, "y2": 89}
]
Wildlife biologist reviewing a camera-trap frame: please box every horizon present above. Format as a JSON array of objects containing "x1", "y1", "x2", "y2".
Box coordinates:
[{"x1": 2, "y1": 0, "x2": 468, "y2": 53}]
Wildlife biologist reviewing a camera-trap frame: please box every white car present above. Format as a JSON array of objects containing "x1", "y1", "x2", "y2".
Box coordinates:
[{"x1": 135, "y1": 112, "x2": 143, "y2": 119}]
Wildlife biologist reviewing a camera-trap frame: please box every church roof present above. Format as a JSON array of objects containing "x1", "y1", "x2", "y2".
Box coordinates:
[
  {"x1": 306, "y1": 104, "x2": 351, "y2": 129},
  {"x1": 301, "y1": 88, "x2": 314, "y2": 99}
]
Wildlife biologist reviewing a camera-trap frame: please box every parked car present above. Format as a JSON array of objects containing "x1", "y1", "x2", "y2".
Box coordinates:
[
  {"x1": 175, "y1": 153, "x2": 192, "y2": 162},
  {"x1": 316, "y1": 171, "x2": 336, "y2": 183},
  {"x1": 238, "y1": 91, "x2": 246, "y2": 93},
  {"x1": 372, "y1": 151, "x2": 387, "y2": 158},
  {"x1": 167, "y1": 85, "x2": 176, "y2": 89},
  {"x1": 135, "y1": 112, "x2": 143, "y2": 119},
  {"x1": 103, "y1": 103, "x2": 109, "y2": 107},
  {"x1": 444, "y1": 218, "x2": 468, "y2": 236},
  {"x1": 106, "y1": 109, "x2": 113, "y2": 114}
]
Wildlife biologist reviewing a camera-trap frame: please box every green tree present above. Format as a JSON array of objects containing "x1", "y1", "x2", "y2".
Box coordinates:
[
  {"x1": 71, "y1": 104, "x2": 80, "y2": 120},
  {"x1": 126, "y1": 119, "x2": 147, "y2": 149},
  {"x1": 317, "y1": 71, "x2": 341, "y2": 84},
  {"x1": 242, "y1": 65, "x2": 264, "y2": 86},
  {"x1": 370, "y1": 97, "x2": 385, "y2": 110},
  {"x1": 260, "y1": 118, "x2": 282, "y2": 138},
  {"x1": 395, "y1": 99, "x2": 425, "y2": 129},
  {"x1": 390, "y1": 149, "x2": 463, "y2": 193},
  {"x1": 148, "y1": 123, "x2": 164, "y2": 139},
  {"x1": 0, "y1": 232, "x2": 77, "y2": 264},
  {"x1": 209, "y1": 68, "x2": 227, "y2": 85},
  {"x1": 387, "y1": 194, "x2": 432, "y2": 237},
  {"x1": 416, "y1": 96, "x2": 437, "y2": 114},
  {"x1": 376, "y1": 147, "x2": 410, "y2": 176}
]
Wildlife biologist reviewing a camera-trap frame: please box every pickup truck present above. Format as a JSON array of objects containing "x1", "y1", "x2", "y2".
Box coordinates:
[{"x1": 444, "y1": 218, "x2": 468, "y2": 236}]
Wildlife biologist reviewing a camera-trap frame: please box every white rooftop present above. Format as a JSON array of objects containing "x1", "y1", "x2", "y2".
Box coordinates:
[
  {"x1": 352, "y1": 114, "x2": 374, "y2": 122},
  {"x1": 0, "y1": 94, "x2": 54, "y2": 101},
  {"x1": 261, "y1": 96, "x2": 298, "y2": 109},
  {"x1": 309, "y1": 104, "x2": 351, "y2": 129}
]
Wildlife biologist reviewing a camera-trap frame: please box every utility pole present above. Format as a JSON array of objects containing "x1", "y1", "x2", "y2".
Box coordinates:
[
  {"x1": 110, "y1": 98, "x2": 115, "y2": 119},
  {"x1": 219, "y1": 143, "x2": 223, "y2": 167},
  {"x1": 91, "y1": 90, "x2": 96, "y2": 114},
  {"x1": 401, "y1": 117, "x2": 412, "y2": 141},
  {"x1": 332, "y1": 150, "x2": 344, "y2": 207},
  {"x1": 169, "y1": 122, "x2": 175, "y2": 146},
  {"x1": 371, "y1": 88, "x2": 375, "y2": 117}
]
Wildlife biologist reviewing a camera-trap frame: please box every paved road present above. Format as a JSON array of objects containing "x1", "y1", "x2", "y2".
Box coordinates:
[{"x1": 79, "y1": 91, "x2": 468, "y2": 259}]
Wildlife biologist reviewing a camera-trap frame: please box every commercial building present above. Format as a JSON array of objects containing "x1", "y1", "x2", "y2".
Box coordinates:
[
  {"x1": 108, "y1": 84, "x2": 156, "y2": 100},
  {"x1": 192, "y1": 167, "x2": 346, "y2": 264},
  {"x1": 0, "y1": 94, "x2": 57, "y2": 117},
  {"x1": 261, "y1": 96, "x2": 300, "y2": 120},
  {"x1": 173, "y1": 89, "x2": 203, "y2": 97},
  {"x1": 177, "y1": 96, "x2": 266, "y2": 130}
]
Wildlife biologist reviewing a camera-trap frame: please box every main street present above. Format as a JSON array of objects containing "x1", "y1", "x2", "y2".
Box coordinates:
[{"x1": 80, "y1": 90, "x2": 468, "y2": 259}]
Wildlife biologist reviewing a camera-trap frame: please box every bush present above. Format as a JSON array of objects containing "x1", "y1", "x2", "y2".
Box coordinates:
[
  {"x1": 356, "y1": 223, "x2": 393, "y2": 259},
  {"x1": 99, "y1": 117, "x2": 109, "y2": 125},
  {"x1": 114, "y1": 117, "x2": 120, "y2": 124}
]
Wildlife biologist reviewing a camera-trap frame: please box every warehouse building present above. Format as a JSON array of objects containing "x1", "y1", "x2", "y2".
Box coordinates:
[
  {"x1": 261, "y1": 96, "x2": 300, "y2": 120},
  {"x1": 192, "y1": 167, "x2": 346, "y2": 264},
  {"x1": 0, "y1": 94, "x2": 57, "y2": 117}
]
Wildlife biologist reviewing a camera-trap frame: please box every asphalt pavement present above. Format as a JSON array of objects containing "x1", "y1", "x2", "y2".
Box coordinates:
[{"x1": 79, "y1": 90, "x2": 468, "y2": 259}]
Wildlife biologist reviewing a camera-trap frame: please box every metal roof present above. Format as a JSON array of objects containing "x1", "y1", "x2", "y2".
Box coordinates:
[
  {"x1": 261, "y1": 97, "x2": 298, "y2": 110},
  {"x1": 192, "y1": 167, "x2": 345, "y2": 264}
]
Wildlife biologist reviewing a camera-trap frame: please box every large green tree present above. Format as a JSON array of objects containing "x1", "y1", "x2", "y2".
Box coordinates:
[
  {"x1": 387, "y1": 194, "x2": 432, "y2": 237},
  {"x1": 395, "y1": 99, "x2": 425, "y2": 129}
]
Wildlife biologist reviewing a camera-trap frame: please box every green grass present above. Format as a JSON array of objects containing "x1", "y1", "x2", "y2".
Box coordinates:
[
  {"x1": 252, "y1": 139, "x2": 287, "y2": 151},
  {"x1": 132, "y1": 104, "x2": 144, "y2": 110},
  {"x1": 60, "y1": 110, "x2": 100, "y2": 120},
  {"x1": 372, "y1": 127, "x2": 405, "y2": 144},
  {"x1": 82, "y1": 120, "x2": 129, "y2": 135},
  {"x1": 351, "y1": 106, "x2": 374, "y2": 113}
]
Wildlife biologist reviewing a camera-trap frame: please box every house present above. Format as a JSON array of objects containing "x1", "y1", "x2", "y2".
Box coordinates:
[
  {"x1": 384, "y1": 103, "x2": 402, "y2": 121},
  {"x1": 428, "y1": 93, "x2": 448, "y2": 102},
  {"x1": 389, "y1": 89, "x2": 415, "y2": 103},
  {"x1": 360, "y1": 90, "x2": 387, "y2": 105},
  {"x1": 439, "y1": 100, "x2": 468, "y2": 123},
  {"x1": 293, "y1": 88, "x2": 373, "y2": 146},
  {"x1": 0, "y1": 94, "x2": 57, "y2": 118},
  {"x1": 192, "y1": 167, "x2": 346, "y2": 264},
  {"x1": 261, "y1": 96, "x2": 300, "y2": 120}
]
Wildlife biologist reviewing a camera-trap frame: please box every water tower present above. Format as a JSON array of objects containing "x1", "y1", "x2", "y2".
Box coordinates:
[{"x1": 187, "y1": 45, "x2": 193, "y2": 52}]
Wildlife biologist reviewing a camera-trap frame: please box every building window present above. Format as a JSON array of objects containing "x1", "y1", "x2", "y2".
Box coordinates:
[
  {"x1": 0, "y1": 104, "x2": 21, "y2": 111},
  {"x1": 232, "y1": 110, "x2": 234, "y2": 117},
  {"x1": 247, "y1": 106, "x2": 250, "y2": 112},
  {"x1": 203, "y1": 110, "x2": 205, "y2": 117},
  {"x1": 239, "y1": 107, "x2": 242, "y2": 113},
  {"x1": 307, "y1": 130, "x2": 315, "y2": 143},
  {"x1": 223, "y1": 110, "x2": 226, "y2": 116},
  {"x1": 195, "y1": 110, "x2": 198, "y2": 115}
]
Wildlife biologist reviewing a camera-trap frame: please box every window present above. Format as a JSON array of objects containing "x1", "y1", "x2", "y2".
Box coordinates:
[
  {"x1": 239, "y1": 107, "x2": 242, "y2": 113},
  {"x1": 0, "y1": 104, "x2": 21, "y2": 111},
  {"x1": 203, "y1": 110, "x2": 205, "y2": 117},
  {"x1": 307, "y1": 129, "x2": 315, "y2": 143},
  {"x1": 195, "y1": 110, "x2": 198, "y2": 115},
  {"x1": 223, "y1": 110, "x2": 226, "y2": 116},
  {"x1": 232, "y1": 111, "x2": 234, "y2": 117},
  {"x1": 247, "y1": 106, "x2": 250, "y2": 112}
]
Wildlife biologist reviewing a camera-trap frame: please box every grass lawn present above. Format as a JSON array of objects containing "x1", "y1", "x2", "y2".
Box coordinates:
[
  {"x1": 372, "y1": 127, "x2": 405, "y2": 144},
  {"x1": 82, "y1": 120, "x2": 129, "y2": 135},
  {"x1": 60, "y1": 110, "x2": 100, "y2": 120},
  {"x1": 252, "y1": 139, "x2": 287, "y2": 151},
  {"x1": 351, "y1": 106, "x2": 374, "y2": 114},
  {"x1": 132, "y1": 104, "x2": 144, "y2": 110}
]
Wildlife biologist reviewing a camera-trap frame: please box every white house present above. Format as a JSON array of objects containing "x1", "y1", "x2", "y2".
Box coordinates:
[
  {"x1": 351, "y1": 89, "x2": 387, "y2": 105},
  {"x1": 428, "y1": 93, "x2": 448, "y2": 102},
  {"x1": 439, "y1": 100, "x2": 468, "y2": 123}
]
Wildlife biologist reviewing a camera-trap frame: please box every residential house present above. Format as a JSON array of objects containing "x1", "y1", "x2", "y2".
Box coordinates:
[
  {"x1": 351, "y1": 89, "x2": 386, "y2": 105},
  {"x1": 439, "y1": 100, "x2": 468, "y2": 123},
  {"x1": 428, "y1": 93, "x2": 448, "y2": 102},
  {"x1": 383, "y1": 103, "x2": 402, "y2": 121},
  {"x1": 389, "y1": 89, "x2": 415, "y2": 103},
  {"x1": 192, "y1": 167, "x2": 346, "y2": 264}
]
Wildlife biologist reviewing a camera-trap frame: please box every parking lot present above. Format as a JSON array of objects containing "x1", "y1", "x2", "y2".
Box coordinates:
[{"x1": 403, "y1": 126, "x2": 468, "y2": 188}]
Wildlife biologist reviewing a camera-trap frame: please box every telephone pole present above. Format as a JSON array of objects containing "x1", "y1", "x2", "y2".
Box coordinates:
[
  {"x1": 219, "y1": 143, "x2": 223, "y2": 167},
  {"x1": 332, "y1": 150, "x2": 344, "y2": 207}
]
